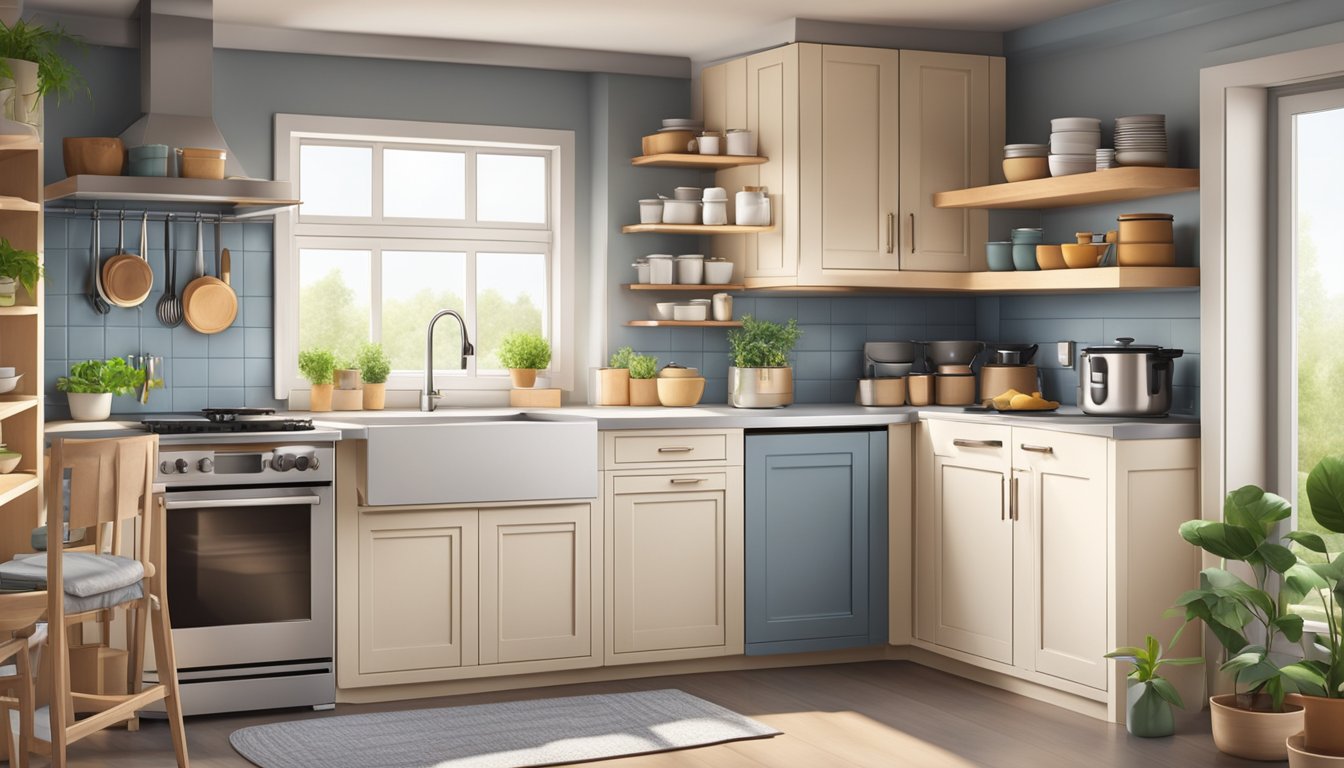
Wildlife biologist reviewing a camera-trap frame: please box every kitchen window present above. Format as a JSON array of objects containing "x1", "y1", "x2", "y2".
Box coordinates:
[{"x1": 274, "y1": 115, "x2": 575, "y2": 397}]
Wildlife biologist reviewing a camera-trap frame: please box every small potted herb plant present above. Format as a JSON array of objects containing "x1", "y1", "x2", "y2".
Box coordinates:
[
  {"x1": 628, "y1": 353, "x2": 659, "y2": 406},
  {"x1": 0, "y1": 18, "x2": 88, "y2": 134},
  {"x1": 331, "y1": 356, "x2": 362, "y2": 410},
  {"x1": 356, "y1": 343, "x2": 391, "y2": 410},
  {"x1": 596, "y1": 346, "x2": 634, "y2": 406},
  {"x1": 56, "y1": 358, "x2": 145, "y2": 421},
  {"x1": 498, "y1": 331, "x2": 551, "y2": 388},
  {"x1": 726, "y1": 315, "x2": 801, "y2": 408},
  {"x1": 0, "y1": 236, "x2": 41, "y2": 307},
  {"x1": 1105, "y1": 630, "x2": 1202, "y2": 738},
  {"x1": 298, "y1": 348, "x2": 336, "y2": 412}
]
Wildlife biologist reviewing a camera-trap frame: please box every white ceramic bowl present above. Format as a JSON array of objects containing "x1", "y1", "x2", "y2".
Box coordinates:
[
  {"x1": 0, "y1": 451, "x2": 19, "y2": 474},
  {"x1": 1048, "y1": 155, "x2": 1096, "y2": 176},
  {"x1": 673, "y1": 303, "x2": 707, "y2": 321},
  {"x1": 639, "y1": 199, "x2": 663, "y2": 224},
  {"x1": 0, "y1": 374, "x2": 21, "y2": 394},
  {"x1": 1115, "y1": 150, "x2": 1168, "y2": 166},
  {"x1": 1050, "y1": 116, "x2": 1102, "y2": 132},
  {"x1": 662, "y1": 199, "x2": 700, "y2": 224},
  {"x1": 704, "y1": 260, "x2": 734, "y2": 284},
  {"x1": 672, "y1": 187, "x2": 702, "y2": 201},
  {"x1": 1003, "y1": 143, "x2": 1048, "y2": 157},
  {"x1": 650, "y1": 302, "x2": 676, "y2": 320}
]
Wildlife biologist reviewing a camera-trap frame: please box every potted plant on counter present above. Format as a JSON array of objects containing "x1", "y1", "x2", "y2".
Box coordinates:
[
  {"x1": 628, "y1": 353, "x2": 659, "y2": 406},
  {"x1": 356, "y1": 342, "x2": 391, "y2": 410},
  {"x1": 0, "y1": 236, "x2": 41, "y2": 306},
  {"x1": 1174, "y1": 484, "x2": 1316, "y2": 761},
  {"x1": 298, "y1": 348, "x2": 336, "y2": 413},
  {"x1": 331, "y1": 356, "x2": 362, "y2": 411},
  {"x1": 595, "y1": 346, "x2": 633, "y2": 406},
  {"x1": 57, "y1": 358, "x2": 144, "y2": 421},
  {"x1": 1106, "y1": 630, "x2": 1202, "y2": 738},
  {"x1": 499, "y1": 331, "x2": 550, "y2": 388},
  {"x1": 0, "y1": 18, "x2": 88, "y2": 136},
  {"x1": 727, "y1": 315, "x2": 801, "y2": 408}
]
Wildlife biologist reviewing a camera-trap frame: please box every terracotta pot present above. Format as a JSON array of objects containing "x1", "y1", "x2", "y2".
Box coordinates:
[
  {"x1": 309, "y1": 383, "x2": 333, "y2": 412},
  {"x1": 594, "y1": 368, "x2": 630, "y2": 406},
  {"x1": 1209, "y1": 693, "x2": 1304, "y2": 761},
  {"x1": 1293, "y1": 695, "x2": 1344, "y2": 757},
  {"x1": 363, "y1": 382, "x2": 386, "y2": 410},
  {"x1": 1289, "y1": 732, "x2": 1344, "y2": 767},
  {"x1": 629, "y1": 378, "x2": 659, "y2": 406},
  {"x1": 333, "y1": 368, "x2": 361, "y2": 390},
  {"x1": 1126, "y1": 679, "x2": 1174, "y2": 738},
  {"x1": 509, "y1": 369, "x2": 537, "y2": 388},
  {"x1": 331, "y1": 389, "x2": 362, "y2": 411}
]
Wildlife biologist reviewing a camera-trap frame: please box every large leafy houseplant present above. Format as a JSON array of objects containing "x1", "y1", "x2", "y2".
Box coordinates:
[{"x1": 0, "y1": 18, "x2": 88, "y2": 104}]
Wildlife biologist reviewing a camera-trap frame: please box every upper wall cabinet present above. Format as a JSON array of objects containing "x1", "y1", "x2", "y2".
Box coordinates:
[{"x1": 700, "y1": 44, "x2": 1004, "y2": 289}]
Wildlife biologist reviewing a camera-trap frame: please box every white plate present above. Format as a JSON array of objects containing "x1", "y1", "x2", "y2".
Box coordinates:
[
  {"x1": 1051, "y1": 117, "x2": 1101, "y2": 132},
  {"x1": 657, "y1": 126, "x2": 697, "y2": 133},
  {"x1": 662, "y1": 118, "x2": 701, "y2": 128},
  {"x1": 1115, "y1": 114, "x2": 1165, "y2": 123}
]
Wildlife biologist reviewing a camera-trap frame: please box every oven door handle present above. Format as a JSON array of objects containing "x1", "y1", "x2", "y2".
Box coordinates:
[{"x1": 163, "y1": 495, "x2": 322, "y2": 510}]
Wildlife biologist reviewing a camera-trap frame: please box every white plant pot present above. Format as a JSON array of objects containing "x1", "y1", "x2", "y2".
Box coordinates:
[
  {"x1": 67, "y1": 392, "x2": 113, "y2": 422},
  {"x1": 0, "y1": 276, "x2": 16, "y2": 307},
  {"x1": 0, "y1": 59, "x2": 42, "y2": 139}
]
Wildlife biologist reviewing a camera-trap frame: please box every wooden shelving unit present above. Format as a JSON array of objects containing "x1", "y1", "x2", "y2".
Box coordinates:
[
  {"x1": 622, "y1": 223, "x2": 774, "y2": 235},
  {"x1": 933, "y1": 167, "x2": 1199, "y2": 209},
  {"x1": 0, "y1": 474, "x2": 38, "y2": 508},
  {"x1": 0, "y1": 306, "x2": 38, "y2": 316},
  {"x1": 624, "y1": 283, "x2": 745, "y2": 292},
  {"x1": 625, "y1": 320, "x2": 743, "y2": 328},
  {"x1": 743, "y1": 267, "x2": 1200, "y2": 294},
  {"x1": 630, "y1": 153, "x2": 768, "y2": 169}
]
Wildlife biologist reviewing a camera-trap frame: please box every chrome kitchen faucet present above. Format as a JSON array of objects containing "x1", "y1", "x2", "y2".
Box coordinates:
[{"x1": 420, "y1": 308, "x2": 475, "y2": 411}]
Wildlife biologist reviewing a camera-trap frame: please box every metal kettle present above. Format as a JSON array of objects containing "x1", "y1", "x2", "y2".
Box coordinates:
[{"x1": 1077, "y1": 337, "x2": 1183, "y2": 417}]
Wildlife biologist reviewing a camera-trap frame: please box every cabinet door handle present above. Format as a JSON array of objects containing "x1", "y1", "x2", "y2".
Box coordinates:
[
  {"x1": 886, "y1": 212, "x2": 895, "y2": 254},
  {"x1": 1000, "y1": 477, "x2": 1006, "y2": 521},
  {"x1": 670, "y1": 477, "x2": 707, "y2": 484},
  {"x1": 1010, "y1": 476, "x2": 1019, "y2": 521},
  {"x1": 910, "y1": 213, "x2": 916, "y2": 254},
  {"x1": 953, "y1": 438, "x2": 1002, "y2": 448},
  {"x1": 658, "y1": 446, "x2": 694, "y2": 453},
  {"x1": 1021, "y1": 444, "x2": 1054, "y2": 454}
]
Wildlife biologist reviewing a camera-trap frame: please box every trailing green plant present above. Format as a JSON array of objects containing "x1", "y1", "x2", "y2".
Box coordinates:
[
  {"x1": 727, "y1": 315, "x2": 802, "y2": 368},
  {"x1": 56, "y1": 358, "x2": 144, "y2": 396},
  {"x1": 355, "y1": 343, "x2": 391, "y2": 384},
  {"x1": 628, "y1": 354, "x2": 658, "y2": 380},
  {"x1": 1280, "y1": 455, "x2": 1344, "y2": 699},
  {"x1": 1106, "y1": 628, "x2": 1203, "y2": 709},
  {"x1": 1173, "y1": 483, "x2": 1328, "y2": 711},
  {"x1": 0, "y1": 237, "x2": 41, "y2": 295},
  {"x1": 0, "y1": 18, "x2": 88, "y2": 105},
  {"x1": 498, "y1": 331, "x2": 551, "y2": 370},
  {"x1": 298, "y1": 348, "x2": 336, "y2": 385},
  {"x1": 608, "y1": 346, "x2": 636, "y2": 369}
]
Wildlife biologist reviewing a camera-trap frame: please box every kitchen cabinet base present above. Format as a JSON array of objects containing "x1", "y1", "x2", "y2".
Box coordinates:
[{"x1": 746, "y1": 636, "x2": 882, "y2": 656}]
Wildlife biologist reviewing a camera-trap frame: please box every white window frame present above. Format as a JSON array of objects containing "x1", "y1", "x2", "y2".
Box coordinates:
[{"x1": 273, "y1": 114, "x2": 575, "y2": 398}]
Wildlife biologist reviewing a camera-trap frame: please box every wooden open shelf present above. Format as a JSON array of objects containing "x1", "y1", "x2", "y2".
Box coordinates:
[
  {"x1": 933, "y1": 167, "x2": 1200, "y2": 209},
  {"x1": 0, "y1": 306, "x2": 38, "y2": 316},
  {"x1": 625, "y1": 320, "x2": 744, "y2": 328},
  {"x1": 631, "y1": 153, "x2": 768, "y2": 169},
  {"x1": 0, "y1": 473, "x2": 37, "y2": 507},
  {"x1": 624, "y1": 283, "x2": 745, "y2": 292},
  {"x1": 622, "y1": 223, "x2": 774, "y2": 235},
  {"x1": 0, "y1": 196, "x2": 38, "y2": 212},
  {"x1": 0, "y1": 397, "x2": 38, "y2": 421},
  {"x1": 743, "y1": 267, "x2": 1200, "y2": 294}
]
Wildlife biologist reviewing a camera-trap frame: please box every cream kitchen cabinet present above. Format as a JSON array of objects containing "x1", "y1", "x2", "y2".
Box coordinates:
[
  {"x1": 912, "y1": 418, "x2": 1202, "y2": 722},
  {"x1": 601, "y1": 429, "x2": 745, "y2": 666},
  {"x1": 700, "y1": 43, "x2": 1002, "y2": 288},
  {"x1": 341, "y1": 500, "x2": 601, "y2": 689}
]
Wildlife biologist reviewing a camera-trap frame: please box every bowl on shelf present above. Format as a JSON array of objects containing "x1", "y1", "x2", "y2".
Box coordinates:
[
  {"x1": 0, "y1": 447, "x2": 20, "y2": 474},
  {"x1": 1116, "y1": 243, "x2": 1176, "y2": 266},
  {"x1": 704, "y1": 259, "x2": 734, "y2": 284},
  {"x1": 1061, "y1": 243, "x2": 1105, "y2": 268},
  {"x1": 63, "y1": 137, "x2": 125, "y2": 176},
  {"x1": 1012, "y1": 243, "x2": 1039, "y2": 271},
  {"x1": 986, "y1": 241, "x2": 1013, "y2": 271},
  {"x1": 642, "y1": 130, "x2": 694, "y2": 155},
  {"x1": 649, "y1": 302, "x2": 675, "y2": 321},
  {"x1": 1048, "y1": 154, "x2": 1096, "y2": 177},
  {"x1": 639, "y1": 199, "x2": 663, "y2": 224},
  {"x1": 0, "y1": 374, "x2": 21, "y2": 394},
  {"x1": 673, "y1": 303, "x2": 707, "y2": 321},
  {"x1": 662, "y1": 199, "x2": 700, "y2": 225},
  {"x1": 1003, "y1": 156, "x2": 1049, "y2": 182},
  {"x1": 1035, "y1": 244, "x2": 1066, "y2": 270}
]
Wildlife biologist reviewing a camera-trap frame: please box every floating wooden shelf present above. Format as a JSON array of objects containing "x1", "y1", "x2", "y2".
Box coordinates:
[
  {"x1": 0, "y1": 306, "x2": 38, "y2": 316},
  {"x1": 624, "y1": 283, "x2": 745, "y2": 292},
  {"x1": 933, "y1": 167, "x2": 1200, "y2": 209},
  {"x1": 622, "y1": 223, "x2": 774, "y2": 235},
  {"x1": 0, "y1": 196, "x2": 38, "y2": 212},
  {"x1": 743, "y1": 267, "x2": 1201, "y2": 294},
  {"x1": 631, "y1": 153, "x2": 769, "y2": 169},
  {"x1": 625, "y1": 320, "x2": 744, "y2": 327},
  {"x1": 0, "y1": 397, "x2": 38, "y2": 421},
  {"x1": 45, "y1": 175, "x2": 300, "y2": 217},
  {"x1": 0, "y1": 473, "x2": 37, "y2": 507}
]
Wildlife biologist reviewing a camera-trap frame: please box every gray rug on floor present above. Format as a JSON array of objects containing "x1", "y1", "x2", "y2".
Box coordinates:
[{"x1": 229, "y1": 689, "x2": 781, "y2": 768}]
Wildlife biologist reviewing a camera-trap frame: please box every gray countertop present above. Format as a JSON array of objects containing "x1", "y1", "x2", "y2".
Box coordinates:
[{"x1": 45, "y1": 404, "x2": 1199, "y2": 442}]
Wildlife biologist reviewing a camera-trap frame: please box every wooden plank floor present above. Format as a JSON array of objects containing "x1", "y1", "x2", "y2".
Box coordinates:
[{"x1": 50, "y1": 661, "x2": 1259, "y2": 767}]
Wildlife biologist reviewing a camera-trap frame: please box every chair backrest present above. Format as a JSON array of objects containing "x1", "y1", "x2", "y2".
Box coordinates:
[{"x1": 46, "y1": 435, "x2": 158, "y2": 561}]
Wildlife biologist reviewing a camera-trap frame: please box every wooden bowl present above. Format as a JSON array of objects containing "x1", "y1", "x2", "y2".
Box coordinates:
[
  {"x1": 642, "y1": 131, "x2": 695, "y2": 156},
  {"x1": 656, "y1": 376, "x2": 705, "y2": 407},
  {"x1": 1003, "y1": 156, "x2": 1049, "y2": 182},
  {"x1": 1035, "y1": 244, "x2": 1066, "y2": 270},
  {"x1": 1116, "y1": 242, "x2": 1175, "y2": 266},
  {"x1": 63, "y1": 137, "x2": 125, "y2": 176},
  {"x1": 1061, "y1": 243, "x2": 1104, "y2": 268}
]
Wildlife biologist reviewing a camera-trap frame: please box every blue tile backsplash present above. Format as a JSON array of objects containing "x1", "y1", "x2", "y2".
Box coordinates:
[{"x1": 43, "y1": 214, "x2": 282, "y2": 420}]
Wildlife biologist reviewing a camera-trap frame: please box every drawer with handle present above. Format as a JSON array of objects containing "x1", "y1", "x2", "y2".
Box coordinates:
[
  {"x1": 924, "y1": 419, "x2": 1012, "y2": 459},
  {"x1": 604, "y1": 430, "x2": 740, "y2": 468},
  {"x1": 612, "y1": 471, "x2": 729, "y2": 495}
]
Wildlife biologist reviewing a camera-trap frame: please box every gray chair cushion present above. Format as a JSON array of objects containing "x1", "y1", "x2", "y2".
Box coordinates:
[
  {"x1": 63, "y1": 582, "x2": 143, "y2": 613},
  {"x1": 0, "y1": 553, "x2": 144, "y2": 597}
]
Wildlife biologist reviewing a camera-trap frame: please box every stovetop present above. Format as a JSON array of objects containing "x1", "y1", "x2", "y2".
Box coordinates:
[{"x1": 142, "y1": 408, "x2": 315, "y2": 435}]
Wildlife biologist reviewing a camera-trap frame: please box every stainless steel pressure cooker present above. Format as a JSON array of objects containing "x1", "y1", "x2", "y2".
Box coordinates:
[{"x1": 1077, "y1": 337, "x2": 1184, "y2": 417}]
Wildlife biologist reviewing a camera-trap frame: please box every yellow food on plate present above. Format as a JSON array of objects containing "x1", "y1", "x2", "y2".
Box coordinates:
[
  {"x1": 990, "y1": 388, "x2": 1023, "y2": 409},
  {"x1": 1006, "y1": 392, "x2": 1060, "y2": 411}
]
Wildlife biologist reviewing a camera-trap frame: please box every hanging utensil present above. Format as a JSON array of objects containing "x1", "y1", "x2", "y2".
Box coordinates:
[
  {"x1": 182, "y1": 214, "x2": 237, "y2": 334},
  {"x1": 88, "y1": 210, "x2": 111, "y2": 315},
  {"x1": 103, "y1": 211, "x2": 153, "y2": 308},
  {"x1": 156, "y1": 215, "x2": 182, "y2": 327}
]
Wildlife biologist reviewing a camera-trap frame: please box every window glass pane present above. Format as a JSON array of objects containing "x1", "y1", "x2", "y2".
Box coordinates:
[
  {"x1": 299, "y1": 249, "x2": 370, "y2": 364},
  {"x1": 384, "y1": 149, "x2": 466, "y2": 219},
  {"x1": 476, "y1": 154, "x2": 547, "y2": 223},
  {"x1": 476, "y1": 252, "x2": 546, "y2": 371},
  {"x1": 382, "y1": 251, "x2": 467, "y2": 373},
  {"x1": 1291, "y1": 105, "x2": 1344, "y2": 625},
  {"x1": 299, "y1": 145, "x2": 372, "y2": 217}
]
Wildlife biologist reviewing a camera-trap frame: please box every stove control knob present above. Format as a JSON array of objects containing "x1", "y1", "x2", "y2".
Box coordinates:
[
  {"x1": 309, "y1": 457, "x2": 320, "y2": 471},
  {"x1": 295, "y1": 455, "x2": 311, "y2": 471},
  {"x1": 198, "y1": 458, "x2": 214, "y2": 473},
  {"x1": 174, "y1": 458, "x2": 190, "y2": 474},
  {"x1": 274, "y1": 453, "x2": 295, "y2": 472}
]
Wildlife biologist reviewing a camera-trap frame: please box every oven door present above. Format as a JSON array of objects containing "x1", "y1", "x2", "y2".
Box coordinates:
[{"x1": 154, "y1": 484, "x2": 333, "y2": 670}]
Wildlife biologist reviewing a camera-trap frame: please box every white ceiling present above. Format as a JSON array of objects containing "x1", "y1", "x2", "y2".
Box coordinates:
[{"x1": 30, "y1": 0, "x2": 1115, "y2": 59}]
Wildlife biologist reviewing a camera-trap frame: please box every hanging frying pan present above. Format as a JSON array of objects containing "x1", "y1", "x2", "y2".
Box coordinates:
[
  {"x1": 181, "y1": 216, "x2": 237, "y2": 334},
  {"x1": 102, "y1": 212, "x2": 153, "y2": 308}
]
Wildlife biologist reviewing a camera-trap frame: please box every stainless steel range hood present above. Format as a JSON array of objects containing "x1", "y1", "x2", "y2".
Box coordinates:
[{"x1": 45, "y1": 0, "x2": 297, "y2": 215}]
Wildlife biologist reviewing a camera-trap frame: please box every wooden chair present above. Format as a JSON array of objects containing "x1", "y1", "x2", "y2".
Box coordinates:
[
  {"x1": 0, "y1": 592, "x2": 47, "y2": 767},
  {"x1": 4, "y1": 435, "x2": 189, "y2": 767}
]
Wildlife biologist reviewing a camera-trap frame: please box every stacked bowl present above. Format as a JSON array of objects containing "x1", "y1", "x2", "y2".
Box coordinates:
[
  {"x1": 1010, "y1": 227, "x2": 1043, "y2": 271},
  {"x1": 1114, "y1": 114, "x2": 1168, "y2": 166},
  {"x1": 1003, "y1": 144, "x2": 1049, "y2": 182},
  {"x1": 1048, "y1": 117, "x2": 1101, "y2": 176}
]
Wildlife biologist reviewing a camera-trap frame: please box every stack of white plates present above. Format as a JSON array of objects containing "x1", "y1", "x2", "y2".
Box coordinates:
[
  {"x1": 1004, "y1": 143, "x2": 1048, "y2": 158},
  {"x1": 1048, "y1": 117, "x2": 1101, "y2": 176},
  {"x1": 1096, "y1": 149, "x2": 1116, "y2": 170},
  {"x1": 660, "y1": 118, "x2": 702, "y2": 133},
  {"x1": 1114, "y1": 114, "x2": 1167, "y2": 166}
]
